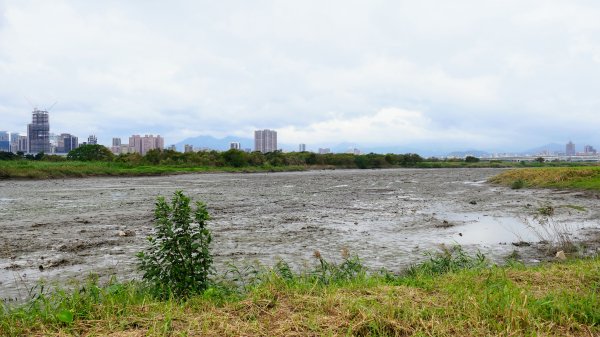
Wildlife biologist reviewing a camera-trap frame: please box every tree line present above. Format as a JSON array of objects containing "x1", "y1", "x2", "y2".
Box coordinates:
[{"x1": 0, "y1": 144, "x2": 426, "y2": 169}]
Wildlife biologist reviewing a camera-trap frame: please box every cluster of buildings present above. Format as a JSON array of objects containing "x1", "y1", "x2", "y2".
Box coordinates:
[
  {"x1": 2, "y1": 110, "x2": 360, "y2": 156},
  {"x1": 0, "y1": 109, "x2": 79, "y2": 154},
  {"x1": 2, "y1": 108, "x2": 165, "y2": 156},
  {"x1": 110, "y1": 135, "x2": 164, "y2": 156},
  {"x1": 565, "y1": 141, "x2": 597, "y2": 156}
]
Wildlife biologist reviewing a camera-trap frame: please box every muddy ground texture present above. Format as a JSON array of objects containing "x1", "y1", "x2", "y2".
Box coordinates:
[{"x1": 1, "y1": 168, "x2": 599, "y2": 301}]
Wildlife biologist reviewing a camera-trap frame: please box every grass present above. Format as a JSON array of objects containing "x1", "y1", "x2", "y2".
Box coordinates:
[
  {"x1": 2, "y1": 160, "x2": 599, "y2": 180},
  {"x1": 489, "y1": 167, "x2": 600, "y2": 190},
  {"x1": 1, "y1": 248, "x2": 599, "y2": 336},
  {"x1": 0, "y1": 161, "x2": 306, "y2": 179}
]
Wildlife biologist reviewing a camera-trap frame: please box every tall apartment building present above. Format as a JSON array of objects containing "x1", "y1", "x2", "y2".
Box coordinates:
[
  {"x1": 230, "y1": 142, "x2": 241, "y2": 150},
  {"x1": 299, "y1": 143, "x2": 306, "y2": 152},
  {"x1": 27, "y1": 109, "x2": 50, "y2": 153},
  {"x1": 584, "y1": 145, "x2": 597, "y2": 154},
  {"x1": 111, "y1": 137, "x2": 122, "y2": 154},
  {"x1": 0, "y1": 131, "x2": 9, "y2": 152},
  {"x1": 10, "y1": 132, "x2": 20, "y2": 153},
  {"x1": 318, "y1": 148, "x2": 331, "y2": 154},
  {"x1": 566, "y1": 141, "x2": 576, "y2": 156},
  {"x1": 184, "y1": 144, "x2": 194, "y2": 153},
  {"x1": 57, "y1": 133, "x2": 78, "y2": 153},
  {"x1": 18, "y1": 136, "x2": 28, "y2": 152},
  {"x1": 129, "y1": 134, "x2": 164, "y2": 155},
  {"x1": 254, "y1": 129, "x2": 277, "y2": 153}
]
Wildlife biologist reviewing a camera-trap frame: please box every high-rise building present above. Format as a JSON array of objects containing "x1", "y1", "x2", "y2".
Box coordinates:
[
  {"x1": 18, "y1": 136, "x2": 28, "y2": 153},
  {"x1": 129, "y1": 134, "x2": 164, "y2": 155},
  {"x1": 254, "y1": 129, "x2": 277, "y2": 153},
  {"x1": 27, "y1": 109, "x2": 51, "y2": 154},
  {"x1": 184, "y1": 144, "x2": 194, "y2": 153},
  {"x1": 87, "y1": 135, "x2": 98, "y2": 145},
  {"x1": 299, "y1": 143, "x2": 306, "y2": 152},
  {"x1": 10, "y1": 132, "x2": 20, "y2": 153},
  {"x1": 566, "y1": 141, "x2": 576, "y2": 156},
  {"x1": 57, "y1": 133, "x2": 78, "y2": 153},
  {"x1": 318, "y1": 148, "x2": 331, "y2": 154},
  {"x1": 230, "y1": 142, "x2": 241, "y2": 150},
  {"x1": 111, "y1": 137, "x2": 122, "y2": 154},
  {"x1": 0, "y1": 131, "x2": 9, "y2": 152},
  {"x1": 584, "y1": 145, "x2": 597, "y2": 155},
  {"x1": 167, "y1": 145, "x2": 176, "y2": 151}
]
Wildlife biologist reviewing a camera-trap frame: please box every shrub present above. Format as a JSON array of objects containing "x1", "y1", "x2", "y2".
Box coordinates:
[
  {"x1": 137, "y1": 191, "x2": 213, "y2": 298},
  {"x1": 511, "y1": 179, "x2": 525, "y2": 189}
]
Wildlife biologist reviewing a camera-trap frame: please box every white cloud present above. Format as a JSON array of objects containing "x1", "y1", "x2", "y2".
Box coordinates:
[{"x1": 1, "y1": 1, "x2": 599, "y2": 151}]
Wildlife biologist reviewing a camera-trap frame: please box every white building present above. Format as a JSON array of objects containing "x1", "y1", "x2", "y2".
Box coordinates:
[{"x1": 254, "y1": 129, "x2": 277, "y2": 153}]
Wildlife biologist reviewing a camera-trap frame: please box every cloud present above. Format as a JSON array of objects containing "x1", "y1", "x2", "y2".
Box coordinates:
[
  {"x1": 1, "y1": 1, "x2": 599, "y2": 151},
  {"x1": 279, "y1": 107, "x2": 491, "y2": 148}
]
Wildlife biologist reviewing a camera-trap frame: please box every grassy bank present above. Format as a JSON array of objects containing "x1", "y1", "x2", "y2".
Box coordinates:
[
  {"x1": 0, "y1": 161, "x2": 307, "y2": 179},
  {"x1": 2, "y1": 249, "x2": 598, "y2": 336},
  {"x1": 2, "y1": 159, "x2": 597, "y2": 180},
  {"x1": 489, "y1": 167, "x2": 600, "y2": 190}
]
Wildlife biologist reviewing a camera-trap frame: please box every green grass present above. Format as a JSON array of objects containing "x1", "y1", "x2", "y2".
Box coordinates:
[
  {"x1": 1, "y1": 248, "x2": 598, "y2": 336},
  {"x1": 2, "y1": 160, "x2": 599, "y2": 180},
  {"x1": 489, "y1": 167, "x2": 600, "y2": 191},
  {"x1": 0, "y1": 161, "x2": 306, "y2": 179}
]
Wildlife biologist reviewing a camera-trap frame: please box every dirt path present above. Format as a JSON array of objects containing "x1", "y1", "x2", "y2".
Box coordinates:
[{"x1": 1, "y1": 168, "x2": 599, "y2": 301}]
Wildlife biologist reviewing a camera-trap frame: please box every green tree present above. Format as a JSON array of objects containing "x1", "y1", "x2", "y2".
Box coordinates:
[
  {"x1": 465, "y1": 156, "x2": 480, "y2": 163},
  {"x1": 137, "y1": 191, "x2": 213, "y2": 298},
  {"x1": 221, "y1": 149, "x2": 248, "y2": 167},
  {"x1": 67, "y1": 144, "x2": 114, "y2": 161}
]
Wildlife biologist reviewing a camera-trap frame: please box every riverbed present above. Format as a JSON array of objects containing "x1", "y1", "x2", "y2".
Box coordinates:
[{"x1": 1, "y1": 168, "x2": 599, "y2": 301}]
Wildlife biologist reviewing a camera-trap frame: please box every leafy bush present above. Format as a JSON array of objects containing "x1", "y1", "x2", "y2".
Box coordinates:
[{"x1": 137, "y1": 191, "x2": 213, "y2": 298}]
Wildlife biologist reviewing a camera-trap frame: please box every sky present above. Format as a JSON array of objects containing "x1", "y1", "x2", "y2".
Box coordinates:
[{"x1": 1, "y1": 0, "x2": 599, "y2": 154}]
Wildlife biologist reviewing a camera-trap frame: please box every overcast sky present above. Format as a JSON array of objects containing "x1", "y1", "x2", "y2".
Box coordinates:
[{"x1": 1, "y1": 0, "x2": 599, "y2": 153}]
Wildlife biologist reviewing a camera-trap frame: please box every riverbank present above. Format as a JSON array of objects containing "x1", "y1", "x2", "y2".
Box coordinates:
[
  {"x1": 1, "y1": 159, "x2": 597, "y2": 180},
  {"x1": 488, "y1": 167, "x2": 600, "y2": 191},
  {"x1": 2, "y1": 250, "x2": 598, "y2": 336},
  {"x1": 0, "y1": 161, "x2": 307, "y2": 179}
]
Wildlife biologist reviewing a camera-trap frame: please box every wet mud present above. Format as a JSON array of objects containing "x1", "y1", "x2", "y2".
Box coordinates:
[{"x1": 1, "y1": 168, "x2": 599, "y2": 300}]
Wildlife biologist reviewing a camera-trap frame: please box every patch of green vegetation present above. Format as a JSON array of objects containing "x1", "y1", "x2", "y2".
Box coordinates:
[
  {"x1": 511, "y1": 178, "x2": 526, "y2": 189},
  {"x1": 489, "y1": 167, "x2": 600, "y2": 191},
  {"x1": 562, "y1": 204, "x2": 587, "y2": 212},
  {"x1": 1, "y1": 249, "x2": 598, "y2": 336},
  {"x1": 537, "y1": 205, "x2": 555, "y2": 216}
]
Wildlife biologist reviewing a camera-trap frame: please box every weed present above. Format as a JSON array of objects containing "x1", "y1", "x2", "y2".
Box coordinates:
[
  {"x1": 537, "y1": 204, "x2": 555, "y2": 216},
  {"x1": 405, "y1": 245, "x2": 487, "y2": 278},
  {"x1": 511, "y1": 179, "x2": 525, "y2": 189},
  {"x1": 137, "y1": 191, "x2": 213, "y2": 299},
  {"x1": 525, "y1": 215, "x2": 577, "y2": 253}
]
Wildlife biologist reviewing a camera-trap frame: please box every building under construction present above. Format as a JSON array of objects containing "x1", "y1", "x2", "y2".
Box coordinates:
[{"x1": 27, "y1": 109, "x2": 51, "y2": 154}]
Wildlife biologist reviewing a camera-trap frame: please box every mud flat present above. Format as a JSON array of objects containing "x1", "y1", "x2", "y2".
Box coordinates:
[{"x1": 1, "y1": 168, "x2": 599, "y2": 301}]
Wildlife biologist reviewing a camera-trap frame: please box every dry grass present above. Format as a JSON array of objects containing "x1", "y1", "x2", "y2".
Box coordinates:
[{"x1": 488, "y1": 167, "x2": 600, "y2": 190}]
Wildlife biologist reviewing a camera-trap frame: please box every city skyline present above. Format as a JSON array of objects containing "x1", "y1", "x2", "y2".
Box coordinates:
[{"x1": 1, "y1": 1, "x2": 599, "y2": 154}]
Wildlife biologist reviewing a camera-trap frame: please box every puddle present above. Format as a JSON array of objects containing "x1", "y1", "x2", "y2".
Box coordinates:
[{"x1": 440, "y1": 215, "x2": 537, "y2": 245}]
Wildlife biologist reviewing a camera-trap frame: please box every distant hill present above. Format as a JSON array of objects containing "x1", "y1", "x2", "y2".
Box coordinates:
[
  {"x1": 175, "y1": 135, "x2": 253, "y2": 152},
  {"x1": 520, "y1": 143, "x2": 564, "y2": 155}
]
